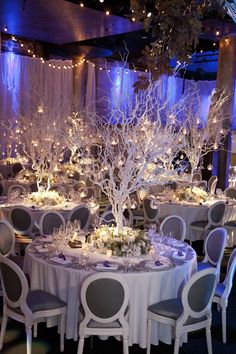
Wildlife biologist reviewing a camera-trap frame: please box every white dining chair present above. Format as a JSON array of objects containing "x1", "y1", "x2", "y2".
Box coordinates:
[
  {"x1": 68, "y1": 205, "x2": 91, "y2": 230},
  {"x1": 9, "y1": 205, "x2": 35, "y2": 237},
  {"x1": 143, "y1": 197, "x2": 160, "y2": 225},
  {"x1": 39, "y1": 211, "x2": 66, "y2": 235},
  {"x1": 225, "y1": 187, "x2": 236, "y2": 199},
  {"x1": 146, "y1": 268, "x2": 217, "y2": 354},
  {"x1": 197, "y1": 227, "x2": 227, "y2": 283},
  {"x1": 159, "y1": 215, "x2": 186, "y2": 242},
  {"x1": 208, "y1": 176, "x2": 218, "y2": 195},
  {"x1": 7, "y1": 184, "x2": 27, "y2": 197},
  {"x1": 0, "y1": 256, "x2": 67, "y2": 354},
  {"x1": 77, "y1": 272, "x2": 129, "y2": 354},
  {"x1": 0, "y1": 220, "x2": 15, "y2": 257},
  {"x1": 213, "y1": 248, "x2": 236, "y2": 343},
  {"x1": 189, "y1": 201, "x2": 226, "y2": 248},
  {"x1": 100, "y1": 210, "x2": 117, "y2": 226}
]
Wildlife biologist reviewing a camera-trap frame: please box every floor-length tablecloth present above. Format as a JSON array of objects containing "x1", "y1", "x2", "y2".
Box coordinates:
[{"x1": 24, "y1": 247, "x2": 197, "y2": 348}]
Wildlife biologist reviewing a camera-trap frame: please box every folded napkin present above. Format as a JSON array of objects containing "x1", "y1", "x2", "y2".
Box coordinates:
[
  {"x1": 172, "y1": 250, "x2": 186, "y2": 260},
  {"x1": 35, "y1": 245, "x2": 50, "y2": 253},
  {"x1": 96, "y1": 261, "x2": 119, "y2": 270},
  {"x1": 49, "y1": 256, "x2": 72, "y2": 265},
  {"x1": 145, "y1": 260, "x2": 168, "y2": 270}
]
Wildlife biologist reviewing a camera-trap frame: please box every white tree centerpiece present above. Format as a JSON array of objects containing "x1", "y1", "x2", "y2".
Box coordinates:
[
  {"x1": 75, "y1": 75, "x2": 189, "y2": 233},
  {"x1": 13, "y1": 104, "x2": 69, "y2": 192},
  {"x1": 182, "y1": 88, "x2": 229, "y2": 181}
]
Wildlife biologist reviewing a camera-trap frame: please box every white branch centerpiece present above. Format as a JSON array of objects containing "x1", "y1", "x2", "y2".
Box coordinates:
[
  {"x1": 182, "y1": 87, "x2": 229, "y2": 180},
  {"x1": 12, "y1": 103, "x2": 70, "y2": 198},
  {"x1": 73, "y1": 73, "x2": 189, "y2": 234}
]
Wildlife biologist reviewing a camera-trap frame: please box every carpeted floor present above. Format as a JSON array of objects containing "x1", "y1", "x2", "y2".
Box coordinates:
[{"x1": 1, "y1": 243, "x2": 236, "y2": 354}]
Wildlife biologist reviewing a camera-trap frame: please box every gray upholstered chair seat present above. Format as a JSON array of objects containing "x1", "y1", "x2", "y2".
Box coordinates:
[
  {"x1": 214, "y1": 283, "x2": 226, "y2": 298},
  {"x1": 26, "y1": 290, "x2": 66, "y2": 313},
  {"x1": 197, "y1": 261, "x2": 214, "y2": 271},
  {"x1": 148, "y1": 298, "x2": 183, "y2": 320},
  {"x1": 224, "y1": 221, "x2": 236, "y2": 227},
  {"x1": 190, "y1": 220, "x2": 208, "y2": 228},
  {"x1": 148, "y1": 298, "x2": 207, "y2": 325},
  {"x1": 88, "y1": 319, "x2": 122, "y2": 328},
  {"x1": 132, "y1": 208, "x2": 144, "y2": 217}
]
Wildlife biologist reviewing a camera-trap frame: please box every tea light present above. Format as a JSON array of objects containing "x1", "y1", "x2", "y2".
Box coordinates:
[{"x1": 106, "y1": 249, "x2": 112, "y2": 257}]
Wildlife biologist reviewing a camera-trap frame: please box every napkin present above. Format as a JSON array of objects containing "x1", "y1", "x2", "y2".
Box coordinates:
[
  {"x1": 35, "y1": 245, "x2": 50, "y2": 253},
  {"x1": 172, "y1": 250, "x2": 186, "y2": 260},
  {"x1": 96, "y1": 261, "x2": 119, "y2": 270},
  {"x1": 49, "y1": 256, "x2": 72, "y2": 265},
  {"x1": 145, "y1": 260, "x2": 168, "y2": 270}
]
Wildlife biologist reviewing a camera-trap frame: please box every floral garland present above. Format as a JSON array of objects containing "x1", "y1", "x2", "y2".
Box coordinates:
[
  {"x1": 174, "y1": 186, "x2": 208, "y2": 203},
  {"x1": 27, "y1": 190, "x2": 65, "y2": 206},
  {"x1": 92, "y1": 225, "x2": 151, "y2": 257}
]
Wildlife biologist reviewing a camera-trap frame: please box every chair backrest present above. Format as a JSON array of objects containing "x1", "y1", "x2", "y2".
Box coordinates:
[
  {"x1": 0, "y1": 256, "x2": 30, "y2": 315},
  {"x1": 181, "y1": 268, "x2": 216, "y2": 324},
  {"x1": 12, "y1": 162, "x2": 23, "y2": 176},
  {"x1": 205, "y1": 227, "x2": 227, "y2": 267},
  {"x1": 80, "y1": 272, "x2": 129, "y2": 325},
  {"x1": 208, "y1": 175, "x2": 218, "y2": 194},
  {"x1": 192, "y1": 173, "x2": 202, "y2": 182},
  {"x1": 8, "y1": 184, "x2": 27, "y2": 197},
  {"x1": 143, "y1": 197, "x2": 159, "y2": 222},
  {"x1": 39, "y1": 211, "x2": 66, "y2": 235},
  {"x1": 223, "y1": 248, "x2": 236, "y2": 297},
  {"x1": 159, "y1": 215, "x2": 186, "y2": 241},
  {"x1": 68, "y1": 205, "x2": 91, "y2": 230},
  {"x1": 9, "y1": 205, "x2": 34, "y2": 236},
  {"x1": 0, "y1": 220, "x2": 15, "y2": 257},
  {"x1": 208, "y1": 201, "x2": 226, "y2": 226},
  {"x1": 0, "y1": 181, "x2": 4, "y2": 196},
  {"x1": 100, "y1": 210, "x2": 117, "y2": 227},
  {"x1": 225, "y1": 187, "x2": 236, "y2": 199}
]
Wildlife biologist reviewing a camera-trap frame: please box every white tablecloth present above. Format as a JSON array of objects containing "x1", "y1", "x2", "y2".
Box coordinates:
[
  {"x1": 24, "y1": 246, "x2": 197, "y2": 348},
  {"x1": 159, "y1": 201, "x2": 236, "y2": 242}
]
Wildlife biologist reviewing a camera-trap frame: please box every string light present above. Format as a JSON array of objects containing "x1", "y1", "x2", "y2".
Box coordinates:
[
  {"x1": 80, "y1": 2, "x2": 84, "y2": 7},
  {"x1": 3, "y1": 24, "x2": 8, "y2": 32},
  {"x1": 105, "y1": 10, "x2": 110, "y2": 15},
  {"x1": 147, "y1": 12, "x2": 152, "y2": 17}
]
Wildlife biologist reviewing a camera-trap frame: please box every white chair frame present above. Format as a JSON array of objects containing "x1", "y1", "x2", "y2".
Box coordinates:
[
  {"x1": 0, "y1": 220, "x2": 15, "y2": 257},
  {"x1": 147, "y1": 268, "x2": 217, "y2": 354},
  {"x1": 159, "y1": 215, "x2": 186, "y2": 242},
  {"x1": 225, "y1": 187, "x2": 236, "y2": 199},
  {"x1": 200, "y1": 227, "x2": 227, "y2": 283},
  {"x1": 143, "y1": 197, "x2": 159, "y2": 224},
  {"x1": 190, "y1": 201, "x2": 226, "y2": 247},
  {"x1": 39, "y1": 211, "x2": 66, "y2": 235},
  {"x1": 213, "y1": 248, "x2": 236, "y2": 343},
  {"x1": 9, "y1": 205, "x2": 35, "y2": 237},
  {"x1": 68, "y1": 204, "x2": 91, "y2": 231},
  {"x1": 208, "y1": 176, "x2": 218, "y2": 195},
  {"x1": 0, "y1": 256, "x2": 67, "y2": 354},
  {"x1": 77, "y1": 272, "x2": 129, "y2": 354},
  {"x1": 7, "y1": 184, "x2": 27, "y2": 196}
]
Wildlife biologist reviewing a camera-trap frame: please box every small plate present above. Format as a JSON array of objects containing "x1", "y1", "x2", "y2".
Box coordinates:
[{"x1": 91, "y1": 261, "x2": 121, "y2": 272}]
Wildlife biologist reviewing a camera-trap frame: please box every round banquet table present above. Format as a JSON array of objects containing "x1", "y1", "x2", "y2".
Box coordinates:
[
  {"x1": 24, "y1": 242, "x2": 197, "y2": 348},
  {"x1": 159, "y1": 200, "x2": 236, "y2": 243}
]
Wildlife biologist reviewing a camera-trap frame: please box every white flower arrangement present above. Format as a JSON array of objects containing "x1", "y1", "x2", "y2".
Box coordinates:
[
  {"x1": 175, "y1": 186, "x2": 208, "y2": 203},
  {"x1": 27, "y1": 190, "x2": 65, "y2": 206},
  {"x1": 91, "y1": 225, "x2": 151, "y2": 257}
]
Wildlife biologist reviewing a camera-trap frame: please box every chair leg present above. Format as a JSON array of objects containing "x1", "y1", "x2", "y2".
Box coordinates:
[
  {"x1": 0, "y1": 313, "x2": 8, "y2": 350},
  {"x1": 77, "y1": 337, "x2": 85, "y2": 354},
  {"x1": 123, "y1": 337, "x2": 129, "y2": 354},
  {"x1": 146, "y1": 319, "x2": 152, "y2": 354},
  {"x1": 222, "y1": 307, "x2": 227, "y2": 344},
  {"x1": 173, "y1": 336, "x2": 180, "y2": 354},
  {"x1": 33, "y1": 322, "x2": 38, "y2": 338},
  {"x1": 206, "y1": 327, "x2": 213, "y2": 354},
  {"x1": 60, "y1": 314, "x2": 65, "y2": 352},
  {"x1": 26, "y1": 325, "x2": 32, "y2": 354}
]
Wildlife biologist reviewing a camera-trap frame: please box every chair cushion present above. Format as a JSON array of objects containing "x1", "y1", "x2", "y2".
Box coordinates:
[
  {"x1": 27, "y1": 290, "x2": 66, "y2": 313},
  {"x1": 214, "y1": 283, "x2": 226, "y2": 298},
  {"x1": 88, "y1": 320, "x2": 121, "y2": 328},
  {"x1": 224, "y1": 221, "x2": 236, "y2": 228},
  {"x1": 197, "y1": 262, "x2": 215, "y2": 271},
  {"x1": 190, "y1": 220, "x2": 208, "y2": 229},
  {"x1": 148, "y1": 298, "x2": 183, "y2": 320}
]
